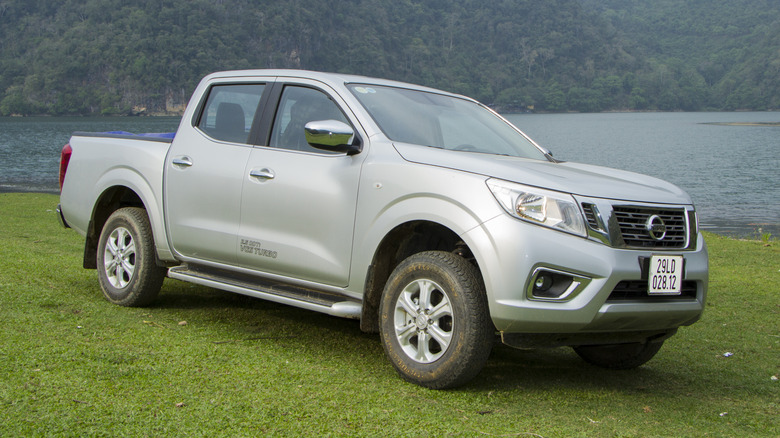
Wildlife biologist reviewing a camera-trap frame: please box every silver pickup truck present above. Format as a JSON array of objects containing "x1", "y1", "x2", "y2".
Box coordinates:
[{"x1": 58, "y1": 69, "x2": 708, "y2": 389}]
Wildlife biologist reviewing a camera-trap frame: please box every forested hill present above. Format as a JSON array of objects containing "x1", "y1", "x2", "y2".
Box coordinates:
[{"x1": 1, "y1": 0, "x2": 778, "y2": 116}]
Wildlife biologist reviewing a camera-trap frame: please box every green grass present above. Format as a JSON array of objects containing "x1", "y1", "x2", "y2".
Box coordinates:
[{"x1": 1, "y1": 193, "x2": 778, "y2": 437}]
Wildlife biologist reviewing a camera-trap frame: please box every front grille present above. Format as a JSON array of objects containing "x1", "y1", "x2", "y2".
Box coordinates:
[
  {"x1": 613, "y1": 206, "x2": 688, "y2": 248},
  {"x1": 581, "y1": 203, "x2": 601, "y2": 230},
  {"x1": 607, "y1": 280, "x2": 698, "y2": 302}
]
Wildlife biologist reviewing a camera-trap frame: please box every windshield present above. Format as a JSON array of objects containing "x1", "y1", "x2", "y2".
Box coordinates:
[{"x1": 348, "y1": 84, "x2": 547, "y2": 160}]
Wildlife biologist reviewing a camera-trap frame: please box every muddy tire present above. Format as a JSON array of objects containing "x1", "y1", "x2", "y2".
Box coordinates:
[
  {"x1": 379, "y1": 251, "x2": 493, "y2": 389},
  {"x1": 96, "y1": 207, "x2": 166, "y2": 307},
  {"x1": 573, "y1": 341, "x2": 664, "y2": 370}
]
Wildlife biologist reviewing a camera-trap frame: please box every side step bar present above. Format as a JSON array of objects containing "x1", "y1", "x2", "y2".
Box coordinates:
[{"x1": 167, "y1": 265, "x2": 362, "y2": 319}]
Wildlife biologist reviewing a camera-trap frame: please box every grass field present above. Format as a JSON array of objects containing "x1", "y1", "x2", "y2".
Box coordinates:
[{"x1": 1, "y1": 193, "x2": 777, "y2": 437}]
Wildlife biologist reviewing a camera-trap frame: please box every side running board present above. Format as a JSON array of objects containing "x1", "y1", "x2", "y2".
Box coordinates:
[{"x1": 167, "y1": 265, "x2": 362, "y2": 319}]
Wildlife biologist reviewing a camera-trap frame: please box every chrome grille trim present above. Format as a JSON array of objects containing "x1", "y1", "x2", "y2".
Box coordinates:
[{"x1": 575, "y1": 197, "x2": 695, "y2": 250}]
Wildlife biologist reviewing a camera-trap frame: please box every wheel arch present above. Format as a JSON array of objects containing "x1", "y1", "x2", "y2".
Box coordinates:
[
  {"x1": 83, "y1": 186, "x2": 153, "y2": 269},
  {"x1": 359, "y1": 220, "x2": 482, "y2": 333}
]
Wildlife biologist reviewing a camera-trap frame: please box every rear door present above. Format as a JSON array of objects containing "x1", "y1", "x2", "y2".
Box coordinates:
[
  {"x1": 237, "y1": 81, "x2": 366, "y2": 286},
  {"x1": 165, "y1": 82, "x2": 268, "y2": 265}
]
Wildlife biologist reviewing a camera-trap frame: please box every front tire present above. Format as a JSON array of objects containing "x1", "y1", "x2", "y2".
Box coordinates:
[
  {"x1": 96, "y1": 207, "x2": 166, "y2": 307},
  {"x1": 573, "y1": 341, "x2": 664, "y2": 369},
  {"x1": 379, "y1": 251, "x2": 493, "y2": 389}
]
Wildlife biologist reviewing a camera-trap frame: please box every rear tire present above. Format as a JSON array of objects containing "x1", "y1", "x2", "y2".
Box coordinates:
[
  {"x1": 96, "y1": 207, "x2": 166, "y2": 307},
  {"x1": 379, "y1": 251, "x2": 493, "y2": 389},
  {"x1": 573, "y1": 341, "x2": 664, "y2": 369}
]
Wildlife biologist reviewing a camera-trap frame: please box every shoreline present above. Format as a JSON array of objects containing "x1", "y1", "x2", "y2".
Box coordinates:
[
  {"x1": 3, "y1": 190, "x2": 774, "y2": 241},
  {"x1": 701, "y1": 121, "x2": 780, "y2": 126},
  {"x1": 0, "y1": 185, "x2": 59, "y2": 195}
]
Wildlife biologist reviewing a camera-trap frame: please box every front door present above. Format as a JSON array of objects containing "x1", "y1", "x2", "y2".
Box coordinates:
[{"x1": 237, "y1": 84, "x2": 364, "y2": 286}]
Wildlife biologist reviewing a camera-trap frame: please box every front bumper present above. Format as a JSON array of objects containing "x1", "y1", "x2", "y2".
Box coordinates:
[{"x1": 466, "y1": 213, "x2": 708, "y2": 338}]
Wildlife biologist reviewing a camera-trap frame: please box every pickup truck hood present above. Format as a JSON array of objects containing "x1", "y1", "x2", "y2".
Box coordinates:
[{"x1": 393, "y1": 143, "x2": 691, "y2": 205}]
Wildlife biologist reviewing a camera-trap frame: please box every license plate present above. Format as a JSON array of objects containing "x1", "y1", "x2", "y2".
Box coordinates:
[{"x1": 648, "y1": 255, "x2": 683, "y2": 294}]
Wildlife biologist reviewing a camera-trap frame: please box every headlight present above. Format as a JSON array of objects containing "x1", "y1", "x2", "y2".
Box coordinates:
[{"x1": 487, "y1": 179, "x2": 587, "y2": 237}]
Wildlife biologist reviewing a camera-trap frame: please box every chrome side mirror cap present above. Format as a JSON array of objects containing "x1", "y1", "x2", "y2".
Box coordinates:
[{"x1": 304, "y1": 120, "x2": 361, "y2": 155}]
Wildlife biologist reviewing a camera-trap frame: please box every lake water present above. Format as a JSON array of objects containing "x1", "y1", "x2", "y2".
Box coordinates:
[
  {"x1": 506, "y1": 112, "x2": 779, "y2": 238},
  {"x1": 1, "y1": 113, "x2": 778, "y2": 238}
]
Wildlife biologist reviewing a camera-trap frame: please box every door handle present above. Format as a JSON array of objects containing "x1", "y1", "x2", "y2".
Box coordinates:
[
  {"x1": 172, "y1": 156, "x2": 193, "y2": 167},
  {"x1": 249, "y1": 168, "x2": 275, "y2": 180}
]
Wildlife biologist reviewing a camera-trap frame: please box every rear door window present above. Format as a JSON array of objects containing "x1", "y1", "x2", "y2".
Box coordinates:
[{"x1": 197, "y1": 84, "x2": 266, "y2": 144}]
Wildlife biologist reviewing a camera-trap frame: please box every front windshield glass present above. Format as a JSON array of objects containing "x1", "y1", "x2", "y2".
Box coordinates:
[{"x1": 348, "y1": 84, "x2": 547, "y2": 160}]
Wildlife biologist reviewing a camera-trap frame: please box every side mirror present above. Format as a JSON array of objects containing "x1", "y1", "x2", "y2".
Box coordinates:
[{"x1": 304, "y1": 120, "x2": 361, "y2": 155}]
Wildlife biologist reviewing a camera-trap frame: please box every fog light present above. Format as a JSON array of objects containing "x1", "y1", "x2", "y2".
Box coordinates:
[
  {"x1": 527, "y1": 268, "x2": 591, "y2": 301},
  {"x1": 534, "y1": 274, "x2": 553, "y2": 292}
]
